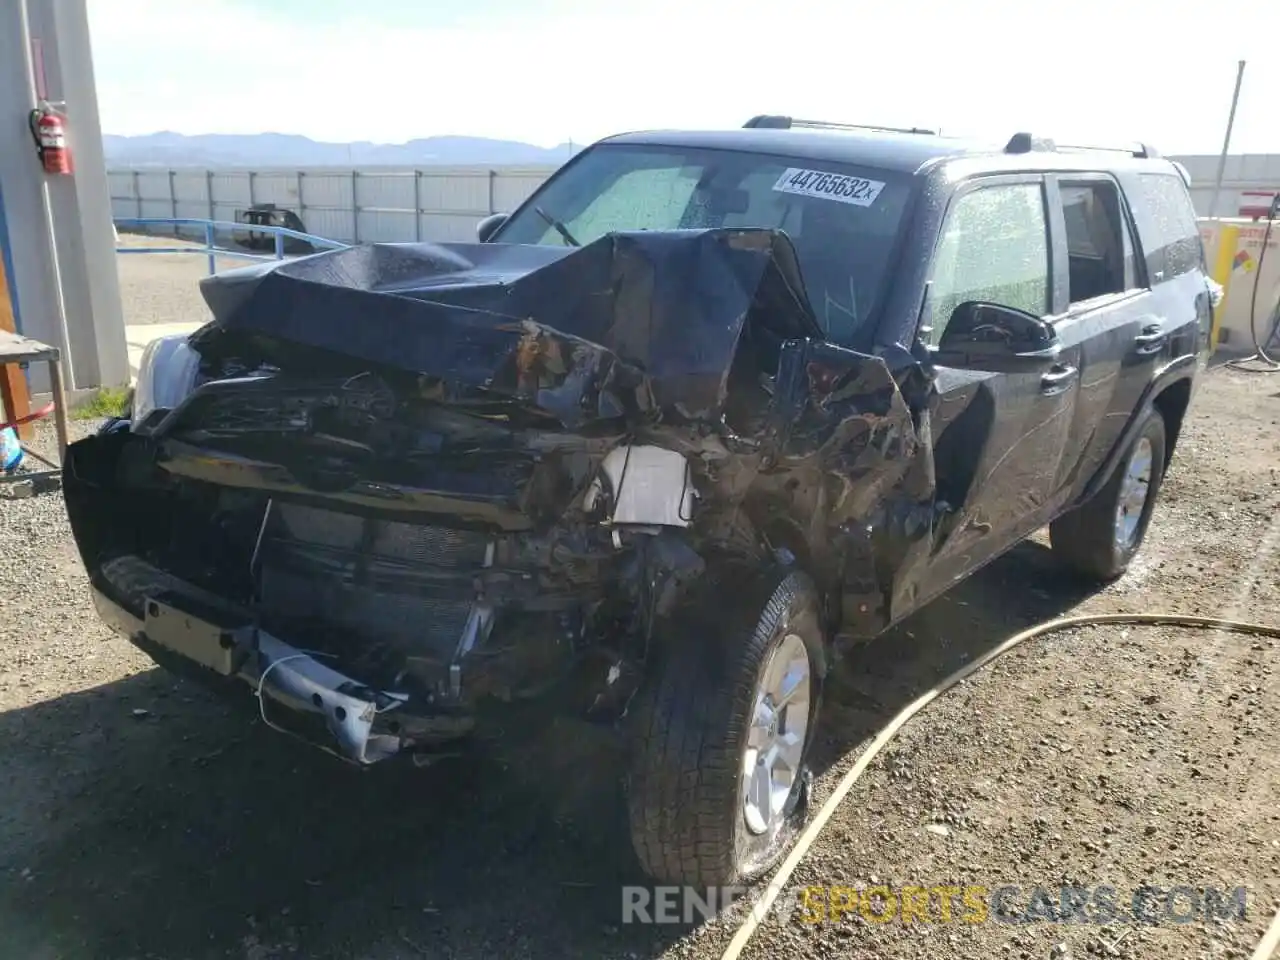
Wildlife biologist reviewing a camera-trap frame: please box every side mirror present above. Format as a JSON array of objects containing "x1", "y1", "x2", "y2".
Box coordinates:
[
  {"x1": 936, "y1": 301, "x2": 1059, "y2": 370},
  {"x1": 476, "y1": 212, "x2": 509, "y2": 243}
]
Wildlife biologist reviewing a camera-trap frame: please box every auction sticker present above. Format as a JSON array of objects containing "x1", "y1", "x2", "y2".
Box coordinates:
[{"x1": 772, "y1": 168, "x2": 885, "y2": 207}]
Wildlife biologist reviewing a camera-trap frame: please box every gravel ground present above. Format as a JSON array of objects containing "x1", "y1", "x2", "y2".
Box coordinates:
[{"x1": 0, "y1": 363, "x2": 1277, "y2": 960}]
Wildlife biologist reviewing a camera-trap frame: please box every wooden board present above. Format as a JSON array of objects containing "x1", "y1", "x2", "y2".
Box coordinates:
[
  {"x1": 0, "y1": 190, "x2": 33, "y2": 441},
  {"x1": 0, "y1": 330, "x2": 59, "y2": 363}
]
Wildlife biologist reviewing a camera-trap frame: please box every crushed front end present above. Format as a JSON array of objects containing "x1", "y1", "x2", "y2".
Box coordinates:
[
  {"x1": 65, "y1": 388, "x2": 693, "y2": 765},
  {"x1": 64, "y1": 229, "x2": 931, "y2": 765}
]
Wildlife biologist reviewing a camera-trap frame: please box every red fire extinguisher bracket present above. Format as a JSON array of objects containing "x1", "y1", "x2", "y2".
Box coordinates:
[{"x1": 29, "y1": 103, "x2": 74, "y2": 176}]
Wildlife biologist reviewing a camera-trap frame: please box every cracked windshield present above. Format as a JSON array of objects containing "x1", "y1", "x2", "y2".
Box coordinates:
[{"x1": 496, "y1": 143, "x2": 913, "y2": 343}]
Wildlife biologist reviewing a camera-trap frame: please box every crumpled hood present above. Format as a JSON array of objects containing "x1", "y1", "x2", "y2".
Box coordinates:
[{"x1": 196, "y1": 228, "x2": 822, "y2": 425}]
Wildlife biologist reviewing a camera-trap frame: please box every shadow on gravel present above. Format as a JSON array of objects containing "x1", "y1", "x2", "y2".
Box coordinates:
[
  {"x1": 812, "y1": 539, "x2": 1099, "y2": 775},
  {"x1": 0, "y1": 540, "x2": 1098, "y2": 960}
]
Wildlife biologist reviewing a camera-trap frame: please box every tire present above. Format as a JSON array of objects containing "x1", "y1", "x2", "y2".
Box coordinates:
[
  {"x1": 1051, "y1": 405, "x2": 1167, "y2": 581},
  {"x1": 625, "y1": 564, "x2": 827, "y2": 887}
]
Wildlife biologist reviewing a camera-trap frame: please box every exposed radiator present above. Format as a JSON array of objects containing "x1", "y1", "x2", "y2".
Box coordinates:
[
  {"x1": 273, "y1": 502, "x2": 491, "y2": 567},
  {"x1": 259, "y1": 502, "x2": 491, "y2": 664}
]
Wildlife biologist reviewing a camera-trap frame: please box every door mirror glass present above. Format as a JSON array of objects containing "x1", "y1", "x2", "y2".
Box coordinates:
[
  {"x1": 476, "y1": 212, "x2": 509, "y2": 243},
  {"x1": 937, "y1": 301, "x2": 1059, "y2": 369}
]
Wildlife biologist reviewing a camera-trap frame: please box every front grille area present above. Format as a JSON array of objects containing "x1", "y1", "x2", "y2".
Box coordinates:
[
  {"x1": 259, "y1": 502, "x2": 490, "y2": 664},
  {"x1": 274, "y1": 502, "x2": 490, "y2": 566},
  {"x1": 276, "y1": 502, "x2": 363, "y2": 551},
  {"x1": 258, "y1": 564, "x2": 474, "y2": 662},
  {"x1": 371, "y1": 517, "x2": 490, "y2": 566}
]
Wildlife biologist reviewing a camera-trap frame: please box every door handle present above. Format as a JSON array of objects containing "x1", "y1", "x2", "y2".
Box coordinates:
[
  {"x1": 1040, "y1": 364, "x2": 1078, "y2": 395},
  {"x1": 1134, "y1": 323, "x2": 1167, "y2": 354}
]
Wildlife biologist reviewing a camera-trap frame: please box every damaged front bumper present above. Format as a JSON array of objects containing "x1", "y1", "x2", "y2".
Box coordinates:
[{"x1": 90, "y1": 554, "x2": 472, "y2": 765}]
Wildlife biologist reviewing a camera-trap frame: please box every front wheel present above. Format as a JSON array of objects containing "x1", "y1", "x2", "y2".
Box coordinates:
[
  {"x1": 1051, "y1": 405, "x2": 1167, "y2": 581},
  {"x1": 625, "y1": 565, "x2": 826, "y2": 887}
]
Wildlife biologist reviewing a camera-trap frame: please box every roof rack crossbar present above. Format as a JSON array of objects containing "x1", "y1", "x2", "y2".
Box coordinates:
[
  {"x1": 1003, "y1": 131, "x2": 1160, "y2": 159},
  {"x1": 744, "y1": 115, "x2": 936, "y2": 136}
]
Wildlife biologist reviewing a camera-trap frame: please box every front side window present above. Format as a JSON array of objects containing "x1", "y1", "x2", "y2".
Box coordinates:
[
  {"x1": 926, "y1": 181, "x2": 1050, "y2": 345},
  {"x1": 495, "y1": 143, "x2": 914, "y2": 344}
]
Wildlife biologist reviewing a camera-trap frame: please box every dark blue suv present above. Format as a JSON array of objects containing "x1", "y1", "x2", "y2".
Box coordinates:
[{"x1": 65, "y1": 115, "x2": 1212, "y2": 889}]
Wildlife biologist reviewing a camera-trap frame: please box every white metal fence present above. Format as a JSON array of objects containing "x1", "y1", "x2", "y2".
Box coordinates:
[
  {"x1": 1174, "y1": 154, "x2": 1280, "y2": 218},
  {"x1": 107, "y1": 166, "x2": 560, "y2": 245},
  {"x1": 108, "y1": 154, "x2": 1280, "y2": 247}
]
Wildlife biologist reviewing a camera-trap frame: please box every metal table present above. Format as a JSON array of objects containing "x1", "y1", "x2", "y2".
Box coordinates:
[{"x1": 0, "y1": 329, "x2": 70, "y2": 495}]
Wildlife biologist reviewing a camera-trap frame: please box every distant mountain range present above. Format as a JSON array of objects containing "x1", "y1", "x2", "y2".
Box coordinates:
[{"x1": 102, "y1": 132, "x2": 580, "y2": 168}]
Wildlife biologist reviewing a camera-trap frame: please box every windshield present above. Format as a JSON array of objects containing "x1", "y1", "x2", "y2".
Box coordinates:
[{"x1": 495, "y1": 143, "x2": 913, "y2": 343}]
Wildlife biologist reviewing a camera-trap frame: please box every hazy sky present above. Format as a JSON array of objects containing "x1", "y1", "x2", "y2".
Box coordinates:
[{"x1": 88, "y1": 0, "x2": 1279, "y2": 155}]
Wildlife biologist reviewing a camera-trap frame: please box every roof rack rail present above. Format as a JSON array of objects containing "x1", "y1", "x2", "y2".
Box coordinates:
[
  {"x1": 744, "y1": 115, "x2": 936, "y2": 136},
  {"x1": 1003, "y1": 132, "x2": 1160, "y2": 159},
  {"x1": 1058, "y1": 141, "x2": 1161, "y2": 159}
]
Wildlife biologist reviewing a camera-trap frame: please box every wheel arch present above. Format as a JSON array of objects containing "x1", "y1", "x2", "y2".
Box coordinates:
[
  {"x1": 1073, "y1": 358, "x2": 1197, "y2": 510},
  {"x1": 650, "y1": 558, "x2": 832, "y2": 680},
  {"x1": 753, "y1": 515, "x2": 844, "y2": 642},
  {"x1": 1151, "y1": 376, "x2": 1193, "y2": 467}
]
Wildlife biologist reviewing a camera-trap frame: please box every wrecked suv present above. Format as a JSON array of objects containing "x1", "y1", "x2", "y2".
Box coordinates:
[{"x1": 66, "y1": 117, "x2": 1212, "y2": 887}]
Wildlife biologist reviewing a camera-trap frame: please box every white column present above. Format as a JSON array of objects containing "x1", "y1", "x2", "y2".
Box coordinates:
[
  {"x1": 0, "y1": 0, "x2": 128, "y2": 392},
  {"x1": 0, "y1": 0, "x2": 62, "y2": 392}
]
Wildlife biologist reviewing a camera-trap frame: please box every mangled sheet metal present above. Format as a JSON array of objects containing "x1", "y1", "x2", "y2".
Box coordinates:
[
  {"x1": 182, "y1": 227, "x2": 939, "y2": 630},
  {"x1": 194, "y1": 228, "x2": 825, "y2": 426},
  {"x1": 63, "y1": 225, "x2": 942, "y2": 752}
]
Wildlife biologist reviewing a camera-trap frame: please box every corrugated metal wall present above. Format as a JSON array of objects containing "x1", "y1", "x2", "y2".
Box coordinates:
[
  {"x1": 108, "y1": 165, "x2": 561, "y2": 244},
  {"x1": 108, "y1": 155, "x2": 1280, "y2": 246},
  {"x1": 1171, "y1": 154, "x2": 1280, "y2": 217}
]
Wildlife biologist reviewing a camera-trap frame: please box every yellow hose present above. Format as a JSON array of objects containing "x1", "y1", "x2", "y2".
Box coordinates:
[
  {"x1": 1253, "y1": 906, "x2": 1280, "y2": 960},
  {"x1": 721, "y1": 612, "x2": 1280, "y2": 960}
]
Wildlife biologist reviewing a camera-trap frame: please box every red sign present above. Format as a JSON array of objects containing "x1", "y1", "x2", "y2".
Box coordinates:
[{"x1": 1238, "y1": 190, "x2": 1278, "y2": 219}]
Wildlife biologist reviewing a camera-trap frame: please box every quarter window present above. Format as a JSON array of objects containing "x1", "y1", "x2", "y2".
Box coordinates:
[
  {"x1": 927, "y1": 182, "x2": 1050, "y2": 346},
  {"x1": 1135, "y1": 173, "x2": 1204, "y2": 281}
]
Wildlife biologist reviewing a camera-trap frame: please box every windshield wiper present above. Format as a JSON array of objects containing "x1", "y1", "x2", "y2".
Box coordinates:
[{"x1": 534, "y1": 206, "x2": 581, "y2": 247}]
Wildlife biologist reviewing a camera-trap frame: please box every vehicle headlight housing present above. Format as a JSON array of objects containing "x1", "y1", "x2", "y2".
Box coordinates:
[{"x1": 131, "y1": 334, "x2": 202, "y2": 433}]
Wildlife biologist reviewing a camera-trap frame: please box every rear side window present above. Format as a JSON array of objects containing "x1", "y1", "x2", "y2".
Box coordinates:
[
  {"x1": 1134, "y1": 173, "x2": 1203, "y2": 282},
  {"x1": 1060, "y1": 181, "x2": 1139, "y2": 304}
]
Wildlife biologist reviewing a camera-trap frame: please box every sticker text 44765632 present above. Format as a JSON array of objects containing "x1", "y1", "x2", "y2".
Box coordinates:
[{"x1": 772, "y1": 168, "x2": 886, "y2": 208}]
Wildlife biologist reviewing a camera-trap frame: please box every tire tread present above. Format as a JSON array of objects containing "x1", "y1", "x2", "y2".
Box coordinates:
[
  {"x1": 1051, "y1": 406, "x2": 1167, "y2": 581},
  {"x1": 626, "y1": 566, "x2": 818, "y2": 886}
]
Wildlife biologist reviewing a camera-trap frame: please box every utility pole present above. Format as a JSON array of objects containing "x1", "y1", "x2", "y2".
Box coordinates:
[{"x1": 1208, "y1": 60, "x2": 1246, "y2": 220}]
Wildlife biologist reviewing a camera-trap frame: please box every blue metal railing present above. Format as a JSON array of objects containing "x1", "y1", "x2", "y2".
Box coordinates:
[{"x1": 113, "y1": 217, "x2": 349, "y2": 276}]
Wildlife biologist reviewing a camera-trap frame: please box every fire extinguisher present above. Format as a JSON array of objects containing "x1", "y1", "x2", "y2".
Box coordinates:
[{"x1": 29, "y1": 104, "x2": 73, "y2": 176}]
